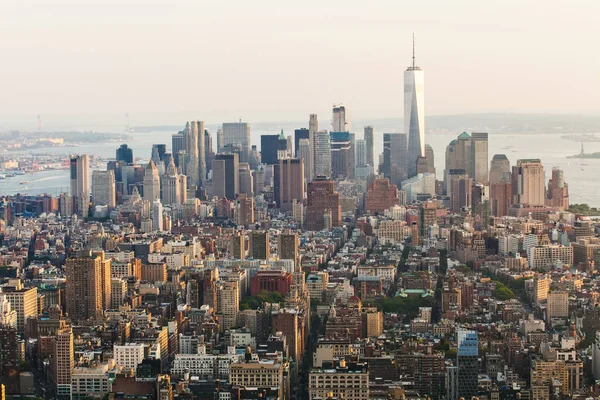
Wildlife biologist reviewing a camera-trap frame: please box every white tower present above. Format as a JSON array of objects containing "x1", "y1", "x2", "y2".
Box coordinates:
[
  {"x1": 152, "y1": 199, "x2": 164, "y2": 231},
  {"x1": 405, "y1": 34, "x2": 425, "y2": 178}
]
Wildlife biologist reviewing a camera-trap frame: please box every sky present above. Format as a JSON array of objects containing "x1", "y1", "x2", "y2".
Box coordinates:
[{"x1": 1, "y1": 0, "x2": 599, "y2": 127}]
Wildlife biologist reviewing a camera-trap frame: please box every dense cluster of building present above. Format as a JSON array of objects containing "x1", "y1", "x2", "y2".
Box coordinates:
[{"x1": 1, "y1": 47, "x2": 600, "y2": 400}]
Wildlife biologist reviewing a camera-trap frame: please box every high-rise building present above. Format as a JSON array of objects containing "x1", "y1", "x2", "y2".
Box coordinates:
[
  {"x1": 217, "y1": 281, "x2": 239, "y2": 332},
  {"x1": 546, "y1": 167, "x2": 569, "y2": 209},
  {"x1": 116, "y1": 144, "x2": 133, "y2": 165},
  {"x1": 297, "y1": 139, "x2": 312, "y2": 184},
  {"x1": 250, "y1": 230, "x2": 270, "y2": 260},
  {"x1": 278, "y1": 231, "x2": 298, "y2": 265},
  {"x1": 230, "y1": 231, "x2": 245, "y2": 259},
  {"x1": 332, "y1": 105, "x2": 348, "y2": 132},
  {"x1": 53, "y1": 328, "x2": 74, "y2": 398},
  {"x1": 2, "y1": 280, "x2": 37, "y2": 336},
  {"x1": 330, "y1": 131, "x2": 352, "y2": 179},
  {"x1": 212, "y1": 153, "x2": 239, "y2": 200},
  {"x1": 405, "y1": 37, "x2": 425, "y2": 178},
  {"x1": 308, "y1": 114, "x2": 318, "y2": 181},
  {"x1": 449, "y1": 169, "x2": 472, "y2": 212},
  {"x1": 261, "y1": 134, "x2": 288, "y2": 165},
  {"x1": 424, "y1": 144, "x2": 436, "y2": 175},
  {"x1": 152, "y1": 199, "x2": 163, "y2": 231},
  {"x1": 171, "y1": 132, "x2": 185, "y2": 168},
  {"x1": 489, "y1": 154, "x2": 511, "y2": 185},
  {"x1": 196, "y1": 122, "x2": 206, "y2": 187},
  {"x1": 143, "y1": 160, "x2": 161, "y2": 202},
  {"x1": 314, "y1": 131, "x2": 332, "y2": 177},
  {"x1": 306, "y1": 176, "x2": 341, "y2": 231},
  {"x1": 457, "y1": 330, "x2": 479, "y2": 399},
  {"x1": 216, "y1": 127, "x2": 224, "y2": 153},
  {"x1": 236, "y1": 193, "x2": 254, "y2": 226},
  {"x1": 355, "y1": 139, "x2": 366, "y2": 168},
  {"x1": 70, "y1": 154, "x2": 90, "y2": 218},
  {"x1": 65, "y1": 250, "x2": 111, "y2": 322},
  {"x1": 238, "y1": 163, "x2": 254, "y2": 196},
  {"x1": 294, "y1": 128, "x2": 309, "y2": 158},
  {"x1": 547, "y1": 291, "x2": 569, "y2": 321},
  {"x1": 383, "y1": 133, "x2": 408, "y2": 186},
  {"x1": 512, "y1": 159, "x2": 546, "y2": 206},
  {"x1": 274, "y1": 157, "x2": 305, "y2": 212},
  {"x1": 490, "y1": 181, "x2": 512, "y2": 217},
  {"x1": 92, "y1": 170, "x2": 116, "y2": 209},
  {"x1": 419, "y1": 200, "x2": 437, "y2": 241},
  {"x1": 184, "y1": 121, "x2": 201, "y2": 187},
  {"x1": 309, "y1": 361, "x2": 369, "y2": 400},
  {"x1": 222, "y1": 122, "x2": 251, "y2": 162},
  {"x1": 365, "y1": 177, "x2": 400, "y2": 214},
  {"x1": 364, "y1": 126, "x2": 374, "y2": 166},
  {"x1": 161, "y1": 157, "x2": 186, "y2": 206},
  {"x1": 471, "y1": 132, "x2": 489, "y2": 184},
  {"x1": 204, "y1": 129, "x2": 214, "y2": 174}
]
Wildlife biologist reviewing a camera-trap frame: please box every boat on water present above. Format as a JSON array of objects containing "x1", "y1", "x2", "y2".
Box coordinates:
[{"x1": 20, "y1": 181, "x2": 29, "y2": 185}]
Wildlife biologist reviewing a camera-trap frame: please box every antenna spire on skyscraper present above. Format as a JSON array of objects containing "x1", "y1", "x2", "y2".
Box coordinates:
[{"x1": 412, "y1": 32, "x2": 416, "y2": 69}]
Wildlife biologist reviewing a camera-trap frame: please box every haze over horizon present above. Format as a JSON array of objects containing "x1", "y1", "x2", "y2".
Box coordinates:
[{"x1": 2, "y1": 0, "x2": 599, "y2": 126}]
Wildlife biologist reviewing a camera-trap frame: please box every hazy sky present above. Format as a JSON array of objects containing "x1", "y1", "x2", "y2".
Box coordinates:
[{"x1": 2, "y1": 0, "x2": 599, "y2": 124}]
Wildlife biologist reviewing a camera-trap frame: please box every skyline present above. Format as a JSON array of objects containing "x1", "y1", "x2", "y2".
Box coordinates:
[{"x1": 1, "y1": 0, "x2": 599, "y2": 122}]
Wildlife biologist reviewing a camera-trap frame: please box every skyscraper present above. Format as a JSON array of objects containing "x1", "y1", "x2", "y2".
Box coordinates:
[
  {"x1": 457, "y1": 330, "x2": 479, "y2": 399},
  {"x1": 332, "y1": 105, "x2": 348, "y2": 132},
  {"x1": 212, "y1": 153, "x2": 240, "y2": 200},
  {"x1": 116, "y1": 144, "x2": 133, "y2": 165},
  {"x1": 365, "y1": 177, "x2": 400, "y2": 214},
  {"x1": 355, "y1": 139, "x2": 366, "y2": 168},
  {"x1": 184, "y1": 121, "x2": 201, "y2": 187},
  {"x1": 204, "y1": 129, "x2": 214, "y2": 174},
  {"x1": 65, "y1": 250, "x2": 111, "y2": 322},
  {"x1": 330, "y1": 131, "x2": 351, "y2": 179},
  {"x1": 143, "y1": 160, "x2": 161, "y2": 203},
  {"x1": 512, "y1": 159, "x2": 546, "y2": 206},
  {"x1": 161, "y1": 157, "x2": 186, "y2": 206},
  {"x1": 546, "y1": 167, "x2": 569, "y2": 210},
  {"x1": 382, "y1": 133, "x2": 408, "y2": 186},
  {"x1": 309, "y1": 114, "x2": 318, "y2": 181},
  {"x1": 238, "y1": 163, "x2": 254, "y2": 196},
  {"x1": 471, "y1": 132, "x2": 489, "y2": 184},
  {"x1": 489, "y1": 154, "x2": 511, "y2": 185},
  {"x1": 91, "y1": 170, "x2": 116, "y2": 209},
  {"x1": 53, "y1": 327, "x2": 74, "y2": 398},
  {"x1": 222, "y1": 122, "x2": 251, "y2": 162},
  {"x1": 306, "y1": 176, "x2": 341, "y2": 231},
  {"x1": 152, "y1": 199, "x2": 163, "y2": 231},
  {"x1": 294, "y1": 128, "x2": 310, "y2": 158},
  {"x1": 171, "y1": 132, "x2": 185, "y2": 168},
  {"x1": 314, "y1": 131, "x2": 332, "y2": 177},
  {"x1": 405, "y1": 36, "x2": 425, "y2": 178},
  {"x1": 261, "y1": 134, "x2": 287, "y2": 165},
  {"x1": 70, "y1": 154, "x2": 90, "y2": 218},
  {"x1": 449, "y1": 169, "x2": 472, "y2": 212},
  {"x1": 424, "y1": 144, "x2": 436, "y2": 175},
  {"x1": 297, "y1": 138, "x2": 312, "y2": 184},
  {"x1": 197, "y1": 121, "x2": 206, "y2": 187},
  {"x1": 278, "y1": 231, "x2": 299, "y2": 265},
  {"x1": 274, "y1": 157, "x2": 305, "y2": 212},
  {"x1": 364, "y1": 126, "x2": 374, "y2": 166}
]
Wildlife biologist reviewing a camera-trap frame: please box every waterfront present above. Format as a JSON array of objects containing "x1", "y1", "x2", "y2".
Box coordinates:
[{"x1": 1, "y1": 128, "x2": 598, "y2": 206}]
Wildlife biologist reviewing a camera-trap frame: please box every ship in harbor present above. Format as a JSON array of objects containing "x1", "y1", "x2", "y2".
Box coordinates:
[
  {"x1": 568, "y1": 143, "x2": 600, "y2": 159},
  {"x1": 562, "y1": 133, "x2": 600, "y2": 142}
]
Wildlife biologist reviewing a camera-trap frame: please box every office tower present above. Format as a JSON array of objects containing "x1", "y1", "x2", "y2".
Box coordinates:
[
  {"x1": 332, "y1": 105, "x2": 348, "y2": 132},
  {"x1": 65, "y1": 250, "x2": 111, "y2": 322},
  {"x1": 217, "y1": 281, "x2": 239, "y2": 332},
  {"x1": 365, "y1": 177, "x2": 400, "y2": 214},
  {"x1": 546, "y1": 167, "x2": 569, "y2": 209},
  {"x1": 204, "y1": 129, "x2": 214, "y2": 174},
  {"x1": 110, "y1": 278, "x2": 127, "y2": 309},
  {"x1": 512, "y1": 159, "x2": 546, "y2": 206},
  {"x1": 238, "y1": 163, "x2": 254, "y2": 196},
  {"x1": 53, "y1": 328, "x2": 74, "y2": 398},
  {"x1": 91, "y1": 170, "x2": 116, "y2": 209},
  {"x1": 172, "y1": 132, "x2": 185, "y2": 168},
  {"x1": 212, "y1": 153, "x2": 240, "y2": 200},
  {"x1": 250, "y1": 230, "x2": 270, "y2": 260},
  {"x1": 152, "y1": 199, "x2": 163, "y2": 231},
  {"x1": 116, "y1": 144, "x2": 133, "y2": 164},
  {"x1": 472, "y1": 183, "x2": 490, "y2": 230},
  {"x1": 348, "y1": 132, "x2": 356, "y2": 179},
  {"x1": 314, "y1": 131, "x2": 332, "y2": 177},
  {"x1": 230, "y1": 231, "x2": 245, "y2": 259},
  {"x1": 236, "y1": 193, "x2": 255, "y2": 226},
  {"x1": 306, "y1": 176, "x2": 341, "y2": 231},
  {"x1": 222, "y1": 122, "x2": 251, "y2": 162},
  {"x1": 444, "y1": 132, "x2": 472, "y2": 193},
  {"x1": 490, "y1": 181, "x2": 512, "y2": 217},
  {"x1": 70, "y1": 154, "x2": 90, "y2": 218},
  {"x1": 405, "y1": 37, "x2": 425, "y2": 178},
  {"x1": 419, "y1": 200, "x2": 437, "y2": 241},
  {"x1": 143, "y1": 160, "x2": 160, "y2": 202},
  {"x1": 278, "y1": 231, "x2": 298, "y2": 265},
  {"x1": 274, "y1": 157, "x2": 305, "y2": 211},
  {"x1": 547, "y1": 291, "x2": 569, "y2": 320},
  {"x1": 416, "y1": 156, "x2": 429, "y2": 174},
  {"x1": 364, "y1": 126, "x2": 374, "y2": 166},
  {"x1": 356, "y1": 139, "x2": 366, "y2": 167},
  {"x1": 330, "y1": 131, "x2": 351, "y2": 178},
  {"x1": 1, "y1": 281, "x2": 37, "y2": 335},
  {"x1": 449, "y1": 169, "x2": 472, "y2": 212},
  {"x1": 249, "y1": 145, "x2": 261, "y2": 170},
  {"x1": 489, "y1": 154, "x2": 511, "y2": 185},
  {"x1": 471, "y1": 132, "x2": 489, "y2": 184},
  {"x1": 162, "y1": 157, "x2": 183, "y2": 206},
  {"x1": 457, "y1": 330, "x2": 479, "y2": 399},
  {"x1": 261, "y1": 134, "x2": 287, "y2": 165},
  {"x1": 297, "y1": 139, "x2": 312, "y2": 183},
  {"x1": 152, "y1": 144, "x2": 167, "y2": 162},
  {"x1": 294, "y1": 128, "x2": 309, "y2": 157},
  {"x1": 424, "y1": 144, "x2": 436, "y2": 174},
  {"x1": 253, "y1": 167, "x2": 265, "y2": 194},
  {"x1": 382, "y1": 133, "x2": 408, "y2": 186},
  {"x1": 309, "y1": 113, "x2": 318, "y2": 181},
  {"x1": 196, "y1": 122, "x2": 206, "y2": 187},
  {"x1": 184, "y1": 121, "x2": 200, "y2": 187}
]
